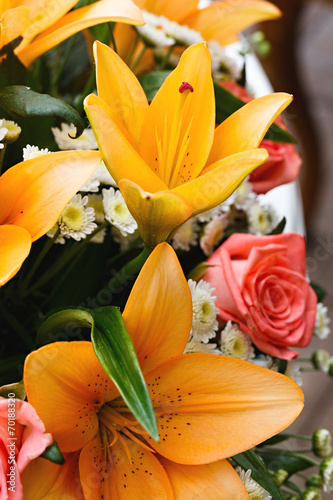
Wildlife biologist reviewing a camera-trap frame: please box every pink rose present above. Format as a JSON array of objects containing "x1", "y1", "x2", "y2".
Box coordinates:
[
  {"x1": 220, "y1": 81, "x2": 302, "y2": 194},
  {"x1": 0, "y1": 397, "x2": 53, "y2": 499},
  {"x1": 202, "y1": 233, "x2": 317, "y2": 360}
]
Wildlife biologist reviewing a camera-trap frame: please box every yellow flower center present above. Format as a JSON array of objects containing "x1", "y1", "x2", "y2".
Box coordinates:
[{"x1": 61, "y1": 206, "x2": 85, "y2": 231}]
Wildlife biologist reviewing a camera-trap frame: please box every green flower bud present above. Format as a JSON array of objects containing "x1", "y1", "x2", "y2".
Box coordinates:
[
  {"x1": 320, "y1": 457, "x2": 333, "y2": 493},
  {"x1": 303, "y1": 487, "x2": 322, "y2": 500},
  {"x1": 1, "y1": 120, "x2": 21, "y2": 144},
  {"x1": 311, "y1": 350, "x2": 330, "y2": 372},
  {"x1": 329, "y1": 357, "x2": 333, "y2": 377},
  {"x1": 312, "y1": 429, "x2": 332, "y2": 458},
  {"x1": 306, "y1": 473, "x2": 323, "y2": 489},
  {"x1": 273, "y1": 468, "x2": 288, "y2": 486}
]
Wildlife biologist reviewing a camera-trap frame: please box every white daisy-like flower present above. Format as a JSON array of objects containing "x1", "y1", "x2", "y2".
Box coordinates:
[
  {"x1": 285, "y1": 362, "x2": 303, "y2": 387},
  {"x1": 112, "y1": 226, "x2": 143, "y2": 252},
  {"x1": 320, "y1": 457, "x2": 333, "y2": 493},
  {"x1": 220, "y1": 321, "x2": 255, "y2": 361},
  {"x1": 312, "y1": 349, "x2": 330, "y2": 373},
  {"x1": 172, "y1": 218, "x2": 199, "y2": 251},
  {"x1": 247, "y1": 200, "x2": 278, "y2": 235},
  {"x1": 233, "y1": 179, "x2": 256, "y2": 210},
  {"x1": 52, "y1": 123, "x2": 98, "y2": 150},
  {"x1": 314, "y1": 303, "x2": 331, "y2": 340},
  {"x1": 90, "y1": 227, "x2": 107, "y2": 244},
  {"x1": 46, "y1": 224, "x2": 66, "y2": 244},
  {"x1": 0, "y1": 119, "x2": 21, "y2": 143},
  {"x1": 197, "y1": 202, "x2": 230, "y2": 223},
  {"x1": 137, "y1": 11, "x2": 175, "y2": 47},
  {"x1": 59, "y1": 194, "x2": 96, "y2": 241},
  {"x1": 0, "y1": 120, "x2": 8, "y2": 149},
  {"x1": 208, "y1": 40, "x2": 243, "y2": 81},
  {"x1": 23, "y1": 144, "x2": 50, "y2": 160},
  {"x1": 80, "y1": 161, "x2": 117, "y2": 193},
  {"x1": 159, "y1": 17, "x2": 203, "y2": 46},
  {"x1": 252, "y1": 355, "x2": 279, "y2": 372},
  {"x1": 312, "y1": 429, "x2": 332, "y2": 458},
  {"x1": 188, "y1": 279, "x2": 219, "y2": 343},
  {"x1": 184, "y1": 338, "x2": 221, "y2": 355},
  {"x1": 236, "y1": 468, "x2": 272, "y2": 500},
  {"x1": 102, "y1": 188, "x2": 137, "y2": 236},
  {"x1": 200, "y1": 215, "x2": 228, "y2": 256}
]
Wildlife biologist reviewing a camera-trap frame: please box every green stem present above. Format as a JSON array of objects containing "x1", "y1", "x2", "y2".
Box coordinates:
[
  {"x1": 130, "y1": 44, "x2": 146, "y2": 73},
  {"x1": 25, "y1": 223, "x2": 108, "y2": 294},
  {"x1": 284, "y1": 480, "x2": 304, "y2": 495},
  {"x1": 158, "y1": 44, "x2": 175, "y2": 70},
  {"x1": 20, "y1": 228, "x2": 60, "y2": 292},
  {"x1": 126, "y1": 32, "x2": 140, "y2": 67},
  {"x1": 102, "y1": 246, "x2": 152, "y2": 294},
  {"x1": 51, "y1": 34, "x2": 78, "y2": 90},
  {"x1": 279, "y1": 433, "x2": 312, "y2": 441},
  {"x1": 257, "y1": 449, "x2": 320, "y2": 467},
  {"x1": 108, "y1": 22, "x2": 117, "y2": 53},
  {"x1": 0, "y1": 302, "x2": 34, "y2": 350},
  {"x1": 75, "y1": 68, "x2": 96, "y2": 112},
  {"x1": 296, "y1": 358, "x2": 311, "y2": 363},
  {"x1": 300, "y1": 367, "x2": 316, "y2": 372}
]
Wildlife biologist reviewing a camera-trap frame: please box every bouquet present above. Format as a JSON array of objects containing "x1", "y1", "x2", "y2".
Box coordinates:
[{"x1": 0, "y1": 1, "x2": 332, "y2": 498}]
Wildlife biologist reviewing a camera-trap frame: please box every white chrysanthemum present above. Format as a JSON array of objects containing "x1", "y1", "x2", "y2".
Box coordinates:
[
  {"x1": 159, "y1": 17, "x2": 203, "y2": 46},
  {"x1": 59, "y1": 194, "x2": 96, "y2": 241},
  {"x1": 285, "y1": 362, "x2": 303, "y2": 387},
  {"x1": 90, "y1": 227, "x2": 107, "y2": 244},
  {"x1": 172, "y1": 218, "x2": 199, "y2": 251},
  {"x1": 137, "y1": 12, "x2": 175, "y2": 47},
  {"x1": 0, "y1": 120, "x2": 8, "y2": 149},
  {"x1": 112, "y1": 226, "x2": 143, "y2": 252},
  {"x1": 320, "y1": 457, "x2": 333, "y2": 493},
  {"x1": 252, "y1": 355, "x2": 279, "y2": 372},
  {"x1": 208, "y1": 40, "x2": 242, "y2": 80},
  {"x1": 237, "y1": 468, "x2": 272, "y2": 500},
  {"x1": 80, "y1": 161, "x2": 117, "y2": 193},
  {"x1": 0, "y1": 119, "x2": 21, "y2": 143},
  {"x1": 184, "y1": 338, "x2": 221, "y2": 355},
  {"x1": 102, "y1": 188, "x2": 137, "y2": 236},
  {"x1": 188, "y1": 279, "x2": 219, "y2": 343},
  {"x1": 23, "y1": 144, "x2": 50, "y2": 160},
  {"x1": 232, "y1": 179, "x2": 256, "y2": 210},
  {"x1": 247, "y1": 200, "x2": 278, "y2": 235},
  {"x1": 52, "y1": 123, "x2": 98, "y2": 150},
  {"x1": 197, "y1": 201, "x2": 230, "y2": 223},
  {"x1": 314, "y1": 303, "x2": 331, "y2": 340},
  {"x1": 46, "y1": 224, "x2": 66, "y2": 244},
  {"x1": 220, "y1": 321, "x2": 255, "y2": 361},
  {"x1": 200, "y1": 215, "x2": 228, "y2": 256}
]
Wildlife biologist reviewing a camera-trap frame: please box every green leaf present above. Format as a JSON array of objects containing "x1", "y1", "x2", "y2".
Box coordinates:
[
  {"x1": 0, "y1": 380, "x2": 26, "y2": 400},
  {"x1": 90, "y1": 307, "x2": 159, "y2": 442},
  {"x1": 187, "y1": 263, "x2": 216, "y2": 281},
  {"x1": 310, "y1": 281, "x2": 327, "y2": 302},
  {"x1": 232, "y1": 449, "x2": 284, "y2": 500},
  {"x1": 256, "y1": 449, "x2": 314, "y2": 476},
  {"x1": 268, "y1": 217, "x2": 286, "y2": 235},
  {"x1": 41, "y1": 440, "x2": 65, "y2": 465},
  {"x1": 37, "y1": 307, "x2": 159, "y2": 442},
  {"x1": 257, "y1": 434, "x2": 291, "y2": 448},
  {"x1": 140, "y1": 70, "x2": 171, "y2": 102},
  {"x1": 214, "y1": 82, "x2": 296, "y2": 144},
  {"x1": 0, "y1": 86, "x2": 84, "y2": 137}
]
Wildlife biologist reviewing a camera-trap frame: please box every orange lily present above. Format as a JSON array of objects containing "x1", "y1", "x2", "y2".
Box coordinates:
[
  {"x1": 84, "y1": 41, "x2": 292, "y2": 247},
  {"x1": 0, "y1": 150, "x2": 102, "y2": 286},
  {"x1": 23, "y1": 243, "x2": 303, "y2": 499},
  {"x1": 0, "y1": 0, "x2": 144, "y2": 67}
]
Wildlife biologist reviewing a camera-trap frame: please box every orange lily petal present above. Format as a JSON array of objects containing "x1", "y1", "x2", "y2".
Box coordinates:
[
  {"x1": 18, "y1": 0, "x2": 144, "y2": 67},
  {"x1": 119, "y1": 179, "x2": 192, "y2": 248},
  {"x1": 123, "y1": 243, "x2": 192, "y2": 373},
  {"x1": 84, "y1": 94, "x2": 167, "y2": 193},
  {"x1": 21, "y1": 453, "x2": 82, "y2": 500},
  {"x1": 0, "y1": 150, "x2": 101, "y2": 241},
  {"x1": 184, "y1": 0, "x2": 281, "y2": 46},
  {"x1": 207, "y1": 93, "x2": 293, "y2": 164},
  {"x1": 159, "y1": 457, "x2": 250, "y2": 500},
  {"x1": 173, "y1": 149, "x2": 268, "y2": 216},
  {"x1": 94, "y1": 41, "x2": 149, "y2": 146},
  {"x1": 140, "y1": 42, "x2": 215, "y2": 189},
  {"x1": 144, "y1": 354, "x2": 303, "y2": 464},
  {"x1": 80, "y1": 434, "x2": 174, "y2": 499},
  {"x1": 0, "y1": 224, "x2": 31, "y2": 286},
  {"x1": 24, "y1": 341, "x2": 117, "y2": 453},
  {"x1": 141, "y1": 0, "x2": 198, "y2": 22},
  {"x1": 0, "y1": 6, "x2": 30, "y2": 49}
]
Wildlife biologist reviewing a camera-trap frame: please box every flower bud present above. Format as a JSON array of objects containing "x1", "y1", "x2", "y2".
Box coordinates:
[
  {"x1": 313, "y1": 429, "x2": 332, "y2": 458},
  {"x1": 306, "y1": 474, "x2": 323, "y2": 489},
  {"x1": 329, "y1": 357, "x2": 333, "y2": 378},
  {"x1": 319, "y1": 457, "x2": 333, "y2": 493},
  {"x1": 1, "y1": 120, "x2": 21, "y2": 144},
  {"x1": 273, "y1": 468, "x2": 288, "y2": 486},
  {"x1": 303, "y1": 487, "x2": 322, "y2": 500},
  {"x1": 311, "y1": 350, "x2": 330, "y2": 373}
]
